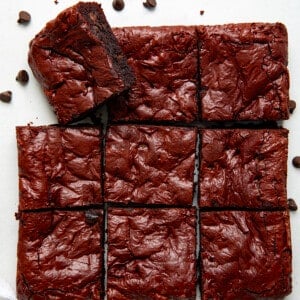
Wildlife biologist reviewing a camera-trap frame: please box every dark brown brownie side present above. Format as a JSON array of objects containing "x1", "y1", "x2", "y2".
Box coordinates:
[
  {"x1": 28, "y1": 2, "x2": 134, "y2": 124},
  {"x1": 107, "y1": 208, "x2": 197, "y2": 299},
  {"x1": 17, "y1": 210, "x2": 104, "y2": 300},
  {"x1": 200, "y1": 211, "x2": 292, "y2": 300},
  {"x1": 16, "y1": 126, "x2": 102, "y2": 210},
  {"x1": 199, "y1": 128, "x2": 288, "y2": 209},
  {"x1": 108, "y1": 26, "x2": 198, "y2": 123},
  {"x1": 198, "y1": 23, "x2": 290, "y2": 121},
  {"x1": 105, "y1": 125, "x2": 197, "y2": 206}
]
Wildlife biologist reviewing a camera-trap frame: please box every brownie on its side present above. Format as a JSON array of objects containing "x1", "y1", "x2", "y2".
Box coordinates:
[
  {"x1": 200, "y1": 211, "x2": 292, "y2": 300},
  {"x1": 16, "y1": 126, "x2": 102, "y2": 210},
  {"x1": 199, "y1": 128, "x2": 288, "y2": 209},
  {"x1": 28, "y1": 2, "x2": 134, "y2": 124},
  {"x1": 198, "y1": 23, "x2": 290, "y2": 121},
  {"x1": 105, "y1": 125, "x2": 197, "y2": 205},
  {"x1": 107, "y1": 208, "x2": 197, "y2": 299},
  {"x1": 108, "y1": 26, "x2": 198, "y2": 122},
  {"x1": 17, "y1": 210, "x2": 104, "y2": 300}
]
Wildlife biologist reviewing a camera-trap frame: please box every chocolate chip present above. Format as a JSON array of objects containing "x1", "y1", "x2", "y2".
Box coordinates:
[
  {"x1": 16, "y1": 70, "x2": 29, "y2": 84},
  {"x1": 0, "y1": 91, "x2": 12, "y2": 103},
  {"x1": 143, "y1": 0, "x2": 157, "y2": 9},
  {"x1": 54, "y1": 0, "x2": 59, "y2": 4},
  {"x1": 289, "y1": 100, "x2": 296, "y2": 114},
  {"x1": 112, "y1": 0, "x2": 125, "y2": 11},
  {"x1": 288, "y1": 198, "x2": 298, "y2": 211},
  {"x1": 292, "y1": 156, "x2": 300, "y2": 168},
  {"x1": 18, "y1": 11, "x2": 31, "y2": 24},
  {"x1": 85, "y1": 210, "x2": 99, "y2": 225},
  {"x1": 200, "y1": 10, "x2": 205, "y2": 15}
]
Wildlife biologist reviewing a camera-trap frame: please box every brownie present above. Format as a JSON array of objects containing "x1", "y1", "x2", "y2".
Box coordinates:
[
  {"x1": 198, "y1": 23, "x2": 290, "y2": 121},
  {"x1": 16, "y1": 126, "x2": 102, "y2": 210},
  {"x1": 17, "y1": 210, "x2": 104, "y2": 299},
  {"x1": 200, "y1": 210, "x2": 292, "y2": 299},
  {"x1": 28, "y1": 2, "x2": 134, "y2": 124},
  {"x1": 105, "y1": 125, "x2": 197, "y2": 205},
  {"x1": 200, "y1": 128, "x2": 288, "y2": 209},
  {"x1": 108, "y1": 26, "x2": 198, "y2": 122},
  {"x1": 107, "y1": 208, "x2": 197, "y2": 299}
]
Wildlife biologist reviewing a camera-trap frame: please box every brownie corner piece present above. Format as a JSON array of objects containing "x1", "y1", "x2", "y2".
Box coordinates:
[
  {"x1": 198, "y1": 22, "x2": 290, "y2": 121},
  {"x1": 28, "y1": 2, "x2": 134, "y2": 124},
  {"x1": 107, "y1": 208, "x2": 197, "y2": 299},
  {"x1": 104, "y1": 125, "x2": 197, "y2": 205},
  {"x1": 200, "y1": 210, "x2": 292, "y2": 300},
  {"x1": 17, "y1": 210, "x2": 104, "y2": 299},
  {"x1": 16, "y1": 125, "x2": 102, "y2": 210}
]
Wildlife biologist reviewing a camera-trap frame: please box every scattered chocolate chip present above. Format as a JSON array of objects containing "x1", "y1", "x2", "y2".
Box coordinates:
[
  {"x1": 292, "y1": 156, "x2": 300, "y2": 168},
  {"x1": 17, "y1": 11, "x2": 31, "y2": 24},
  {"x1": 85, "y1": 210, "x2": 99, "y2": 225},
  {"x1": 143, "y1": 0, "x2": 157, "y2": 9},
  {"x1": 200, "y1": 10, "x2": 205, "y2": 15},
  {"x1": 288, "y1": 198, "x2": 298, "y2": 211},
  {"x1": 16, "y1": 70, "x2": 29, "y2": 84},
  {"x1": 289, "y1": 100, "x2": 296, "y2": 114},
  {"x1": 0, "y1": 91, "x2": 12, "y2": 103},
  {"x1": 54, "y1": 0, "x2": 59, "y2": 4},
  {"x1": 112, "y1": 0, "x2": 125, "y2": 11}
]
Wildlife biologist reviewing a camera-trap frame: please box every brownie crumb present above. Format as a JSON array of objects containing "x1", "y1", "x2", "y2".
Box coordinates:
[
  {"x1": 112, "y1": 0, "x2": 125, "y2": 11},
  {"x1": 0, "y1": 91, "x2": 12, "y2": 103},
  {"x1": 288, "y1": 198, "x2": 298, "y2": 211},
  {"x1": 18, "y1": 11, "x2": 31, "y2": 24},
  {"x1": 16, "y1": 70, "x2": 29, "y2": 84},
  {"x1": 289, "y1": 100, "x2": 296, "y2": 114},
  {"x1": 292, "y1": 156, "x2": 300, "y2": 168},
  {"x1": 54, "y1": 0, "x2": 59, "y2": 4},
  {"x1": 143, "y1": 0, "x2": 157, "y2": 9},
  {"x1": 200, "y1": 10, "x2": 205, "y2": 15}
]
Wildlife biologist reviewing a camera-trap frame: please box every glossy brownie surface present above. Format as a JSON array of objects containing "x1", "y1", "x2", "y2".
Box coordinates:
[
  {"x1": 105, "y1": 125, "x2": 197, "y2": 205},
  {"x1": 200, "y1": 128, "x2": 288, "y2": 209},
  {"x1": 17, "y1": 210, "x2": 104, "y2": 300},
  {"x1": 17, "y1": 126, "x2": 102, "y2": 210},
  {"x1": 200, "y1": 210, "x2": 292, "y2": 300},
  {"x1": 107, "y1": 208, "x2": 197, "y2": 299}
]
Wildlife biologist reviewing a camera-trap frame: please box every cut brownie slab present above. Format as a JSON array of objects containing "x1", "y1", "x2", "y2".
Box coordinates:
[
  {"x1": 199, "y1": 128, "x2": 288, "y2": 209},
  {"x1": 16, "y1": 126, "x2": 102, "y2": 210},
  {"x1": 108, "y1": 26, "x2": 198, "y2": 122},
  {"x1": 198, "y1": 23, "x2": 290, "y2": 121},
  {"x1": 28, "y1": 2, "x2": 134, "y2": 124},
  {"x1": 107, "y1": 208, "x2": 197, "y2": 299},
  {"x1": 105, "y1": 125, "x2": 197, "y2": 205},
  {"x1": 17, "y1": 210, "x2": 104, "y2": 299},
  {"x1": 200, "y1": 210, "x2": 292, "y2": 300}
]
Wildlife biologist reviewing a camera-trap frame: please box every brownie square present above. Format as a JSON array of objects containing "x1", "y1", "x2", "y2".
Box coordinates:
[
  {"x1": 17, "y1": 210, "x2": 104, "y2": 299},
  {"x1": 28, "y1": 2, "x2": 134, "y2": 124},
  {"x1": 199, "y1": 128, "x2": 288, "y2": 209},
  {"x1": 200, "y1": 210, "x2": 292, "y2": 300},
  {"x1": 108, "y1": 26, "x2": 198, "y2": 122},
  {"x1": 16, "y1": 126, "x2": 102, "y2": 210},
  {"x1": 105, "y1": 125, "x2": 197, "y2": 205},
  {"x1": 107, "y1": 208, "x2": 197, "y2": 299},
  {"x1": 198, "y1": 23, "x2": 290, "y2": 121}
]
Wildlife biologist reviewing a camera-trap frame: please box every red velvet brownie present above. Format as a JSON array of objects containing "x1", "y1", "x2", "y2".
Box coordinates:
[
  {"x1": 17, "y1": 210, "x2": 104, "y2": 299},
  {"x1": 107, "y1": 208, "x2": 197, "y2": 299},
  {"x1": 198, "y1": 23, "x2": 290, "y2": 121},
  {"x1": 28, "y1": 2, "x2": 134, "y2": 124},
  {"x1": 200, "y1": 210, "x2": 292, "y2": 300},
  {"x1": 108, "y1": 26, "x2": 198, "y2": 122},
  {"x1": 199, "y1": 128, "x2": 288, "y2": 209},
  {"x1": 16, "y1": 126, "x2": 102, "y2": 210},
  {"x1": 105, "y1": 125, "x2": 197, "y2": 205}
]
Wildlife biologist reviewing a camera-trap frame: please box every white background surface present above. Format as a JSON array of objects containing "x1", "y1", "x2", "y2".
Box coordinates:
[{"x1": 0, "y1": 0, "x2": 299, "y2": 299}]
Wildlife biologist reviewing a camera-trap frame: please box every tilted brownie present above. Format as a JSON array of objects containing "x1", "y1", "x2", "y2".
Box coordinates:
[
  {"x1": 17, "y1": 210, "x2": 104, "y2": 299},
  {"x1": 200, "y1": 211, "x2": 292, "y2": 299},
  {"x1": 28, "y1": 2, "x2": 134, "y2": 124},
  {"x1": 199, "y1": 128, "x2": 288, "y2": 209},
  {"x1": 108, "y1": 26, "x2": 198, "y2": 122},
  {"x1": 16, "y1": 126, "x2": 102, "y2": 210},
  {"x1": 105, "y1": 125, "x2": 197, "y2": 205},
  {"x1": 198, "y1": 23, "x2": 290, "y2": 121},
  {"x1": 107, "y1": 208, "x2": 197, "y2": 299}
]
